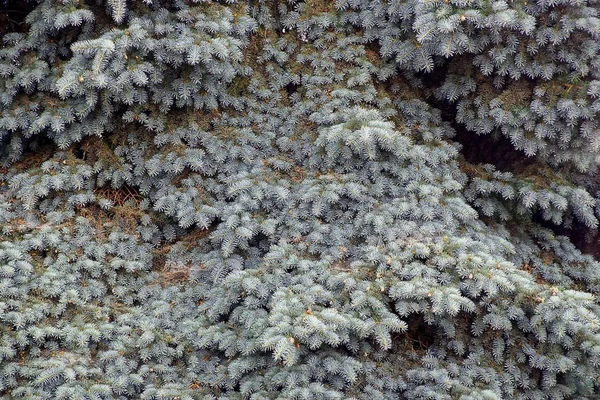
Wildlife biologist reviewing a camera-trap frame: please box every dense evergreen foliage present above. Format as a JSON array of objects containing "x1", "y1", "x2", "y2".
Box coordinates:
[{"x1": 2, "y1": 0, "x2": 600, "y2": 398}]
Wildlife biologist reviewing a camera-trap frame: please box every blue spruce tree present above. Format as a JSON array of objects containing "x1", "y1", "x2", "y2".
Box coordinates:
[{"x1": 2, "y1": 0, "x2": 600, "y2": 398}]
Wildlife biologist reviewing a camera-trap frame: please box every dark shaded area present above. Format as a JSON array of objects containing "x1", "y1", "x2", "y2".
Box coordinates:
[
  {"x1": 453, "y1": 128, "x2": 536, "y2": 172},
  {"x1": 285, "y1": 82, "x2": 299, "y2": 96},
  {"x1": 416, "y1": 65, "x2": 537, "y2": 173},
  {"x1": 72, "y1": 147, "x2": 86, "y2": 160},
  {"x1": 248, "y1": 231, "x2": 271, "y2": 252},
  {"x1": 402, "y1": 314, "x2": 435, "y2": 351},
  {"x1": 454, "y1": 116, "x2": 600, "y2": 258},
  {"x1": 532, "y1": 210, "x2": 600, "y2": 258},
  {"x1": 416, "y1": 67, "x2": 600, "y2": 260},
  {"x1": 0, "y1": 0, "x2": 37, "y2": 36}
]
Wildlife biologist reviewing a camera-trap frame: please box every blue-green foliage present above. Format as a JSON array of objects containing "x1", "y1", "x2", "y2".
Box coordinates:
[{"x1": 2, "y1": 0, "x2": 600, "y2": 398}]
